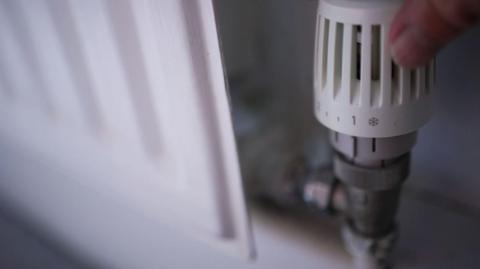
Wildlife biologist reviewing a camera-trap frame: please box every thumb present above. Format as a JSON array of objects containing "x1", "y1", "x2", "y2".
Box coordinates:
[{"x1": 390, "y1": 0, "x2": 480, "y2": 68}]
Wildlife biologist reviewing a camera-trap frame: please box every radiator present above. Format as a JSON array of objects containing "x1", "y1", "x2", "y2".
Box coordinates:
[{"x1": 0, "y1": 0, "x2": 253, "y2": 258}]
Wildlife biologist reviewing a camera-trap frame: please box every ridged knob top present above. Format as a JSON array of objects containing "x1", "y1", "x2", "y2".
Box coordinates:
[{"x1": 314, "y1": 0, "x2": 435, "y2": 138}]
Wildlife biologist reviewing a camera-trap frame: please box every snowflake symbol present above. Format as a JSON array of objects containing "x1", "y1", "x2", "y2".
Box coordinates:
[{"x1": 369, "y1": 117, "x2": 379, "y2": 126}]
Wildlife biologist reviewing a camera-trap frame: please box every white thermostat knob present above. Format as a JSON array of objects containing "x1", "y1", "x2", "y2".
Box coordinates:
[{"x1": 314, "y1": 0, "x2": 435, "y2": 138}]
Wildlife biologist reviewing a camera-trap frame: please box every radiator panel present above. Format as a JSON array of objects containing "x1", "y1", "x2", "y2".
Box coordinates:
[{"x1": 0, "y1": 0, "x2": 253, "y2": 258}]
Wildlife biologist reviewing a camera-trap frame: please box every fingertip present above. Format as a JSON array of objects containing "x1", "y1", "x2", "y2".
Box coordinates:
[
  {"x1": 389, "y1": 0, "x2": 410, "y2": 44},
  {"x1": 389, "y1": 0, "x2": 477, "y2": 68},
  {"x1": 390, "y1": 27, "x2": 436, "y2": 68}
]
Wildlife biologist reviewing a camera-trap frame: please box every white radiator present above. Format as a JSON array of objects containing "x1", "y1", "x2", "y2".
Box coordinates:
[{"x1": 0, "y1": 0, "x2": 253, "y2": 259}]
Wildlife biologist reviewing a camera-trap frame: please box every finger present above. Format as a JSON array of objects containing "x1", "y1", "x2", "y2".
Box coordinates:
[{"x1": 390, "y1": 0, "x2": 480, "y2": 68}]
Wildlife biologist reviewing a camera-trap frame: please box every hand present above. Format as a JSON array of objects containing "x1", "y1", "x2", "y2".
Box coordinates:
[{"x1": 390, "y1": 0, "x2": 480, "y2": 68}]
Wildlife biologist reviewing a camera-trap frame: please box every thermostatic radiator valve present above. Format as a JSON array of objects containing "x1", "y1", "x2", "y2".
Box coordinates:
[{"x1": 314, "y1": 0, "x2": 435, "y2": 268}]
